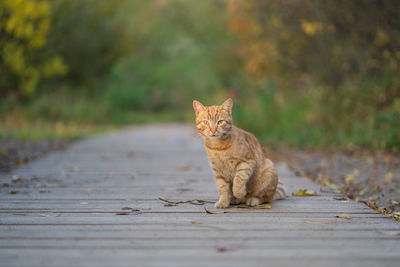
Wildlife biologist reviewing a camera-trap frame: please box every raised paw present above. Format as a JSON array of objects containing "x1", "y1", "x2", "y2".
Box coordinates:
[
  {"x1": 215, "y1": 199, "x2": 230, "y2": 208},
  {"x1": 232, "y1": 186, "x2": 247, "y2": 199},
  {"x1": 246, "y1": 197, "x2": 262, "y2": 207}
]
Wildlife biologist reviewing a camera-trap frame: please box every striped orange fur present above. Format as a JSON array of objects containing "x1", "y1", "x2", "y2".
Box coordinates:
[{"x1": 193, "y1": 98, "x2": 286, "y2": 208}]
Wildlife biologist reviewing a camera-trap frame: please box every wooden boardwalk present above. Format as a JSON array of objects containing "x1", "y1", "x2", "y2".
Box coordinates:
[{"x1": 0, "y1": 125, "x2": 399, "y2": 267}]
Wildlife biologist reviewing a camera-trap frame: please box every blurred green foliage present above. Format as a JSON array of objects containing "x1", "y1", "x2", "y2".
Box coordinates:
[
  {"x1": 228, "y1": 0, "x2": 400, "y2": 149},
  {"x1": 1, "y1": 0, "x2": 399, "y2": 150},
  {"x1": 0, "y1": 0, "x2": 67, "y2": 98},
  {"x1": 103, "y1": 0, "x2": 240, "y2": 111},
  {"x1": 45, "y1": 0, "x2": 132, "y2": 89}
]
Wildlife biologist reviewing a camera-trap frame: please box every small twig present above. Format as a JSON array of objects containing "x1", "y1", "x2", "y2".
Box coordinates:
[
  {"x1": 158, "y1": 197, "x2": 214, "y2": 206},
  {"x1": 204, "y1": 207, "x2": 226, "y2": 214},
  {"x1": 116, "y1": 211, "x2": 141, "y2": 215}
]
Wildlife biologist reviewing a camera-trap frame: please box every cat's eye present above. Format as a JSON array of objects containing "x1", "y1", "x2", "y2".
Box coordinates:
[
  {"x1": 217, "y1": 120, "x2": 224, "y2": 125},
  {"x1": 203, "y1": 121, "x2": 209, "y2": 125}
]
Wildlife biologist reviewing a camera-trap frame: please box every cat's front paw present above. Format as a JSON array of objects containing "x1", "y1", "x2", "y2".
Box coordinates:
[
  {"x1": 246, "y1": 197, "x2": 262, "y2": 207},
  {"x1": 215, "y1": 199, "x2": 230, "y2": 208},
  {"x1": 233, "y1": 186, "x2": 247, "y2": 199}
]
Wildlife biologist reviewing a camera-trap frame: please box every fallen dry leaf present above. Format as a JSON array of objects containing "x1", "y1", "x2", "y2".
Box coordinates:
[
  {"x1": 323, "y1": 180, "x2": 339, "y2": 190},
  {"x1": 216, "y1": 247, "x2": 228, "y2": 252},
  {"x1": 176, "y1": 166, "x2": 190, "y2": 171},
  {"x1": 304, "y1": 220, "x2": 330, "y2": 224},
  {"x1": 344, "y1": 174, "x2": 354, "y2": 183},
  {"x1": 292, "y1": 189, "x2": 318, "y2": 196},
  {"x1": 369, "y1": 201, "x2": 377, "y2": 209},
  {"x1": 344, "y1": 169, "x2": 359, "y2": 183},
  {"x1": 383, "y1": 155, "x2": 392, "y2": 163},
  {"x1": 254, "y1": 204, "x2": 271, "y2": 209},
  {"x1": 204, "y1": 207, "x2": 226, "y2": 214},
  {"x1": 12, "y1": 175, "x2": 25, "y2": 183},
  {"x1": 333, "y1": 197, "x2": 347, "y2": 201},
  {"x1": 335, "y1": 214, "x2": 351, "y2": 219},
  {"x1": 384, "y1": 171, "x2": 393, "y2": 180},
  {"x1": 190, "y1": 221, "x2": 202, "y2": 224}
]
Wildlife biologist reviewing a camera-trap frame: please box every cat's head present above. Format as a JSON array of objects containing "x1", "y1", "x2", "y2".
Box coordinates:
[{"x1": 193, "y1": 98, "x2": 233, "y2": 140}]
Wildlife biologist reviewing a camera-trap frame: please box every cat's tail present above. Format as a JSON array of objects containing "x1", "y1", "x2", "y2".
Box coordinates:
[{"x1": 273, "y1": 180, "x2": 287, "y2": 200}]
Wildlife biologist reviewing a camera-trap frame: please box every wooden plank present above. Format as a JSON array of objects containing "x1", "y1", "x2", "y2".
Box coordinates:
[
  {"x1": 0, "y1": 248, "x2": 400, "y2": 261},
  {"x1": 0, "y1": 229, "x2": 398, "y2": 239},
  {"x1": 1, "y1": 239, "x2": 400, "y2": 250},
  {"x1": 0, "y1": 253, "x2": 398, "y2": 267}
]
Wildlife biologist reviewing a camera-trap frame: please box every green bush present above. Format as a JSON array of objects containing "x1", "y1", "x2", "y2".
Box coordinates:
[
  {"x1": 0, "y1": 0, "x2": 67, "y2": 99},
  {"x1": 44, "y1": 0, "x2": 132, "y2": 90}
]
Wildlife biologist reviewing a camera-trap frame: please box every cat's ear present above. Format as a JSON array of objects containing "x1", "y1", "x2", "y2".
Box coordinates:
[
  {"x1": 193, "y1": 100, "x2": 206, "y2": 116},
  {"x1": 221, "y1": 98, "x2": 233, "y2": 115}
]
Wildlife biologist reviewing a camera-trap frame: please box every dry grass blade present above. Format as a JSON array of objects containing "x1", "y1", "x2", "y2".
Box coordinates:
[
  {"x1": 158, "y1": 197, "x2": 186, "y2": 205},
  {"x1": 204, "y1": 207, "x2": 226, "y2": 214},
  {"x1": 235, "y1": 204, "x2": 271, "y2": 209},
  {"x1": 12, "y1": 213, "x2": 26, "y2": 216},
  {"x1": 292, "y1": 189, "x2": 318, "y2": 196},
  {"x1": 254, "y1": 204, "x2": 271, "y2": 209},
  {"x1": 336, "y1": 214, "x2": 351, "y2": 219},
  {"x1": 304, "y1": 220, "x2": 330, "y2": 224}
]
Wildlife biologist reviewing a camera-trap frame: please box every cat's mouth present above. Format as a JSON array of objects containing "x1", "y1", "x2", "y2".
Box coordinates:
[{"x1": 209, "y1": 134, "x2": 220, "y2": 139}]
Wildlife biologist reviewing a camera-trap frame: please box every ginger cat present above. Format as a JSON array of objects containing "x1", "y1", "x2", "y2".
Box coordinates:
[{"x1": 193, "y1": 98, "x2": 286, "y2": 208}]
